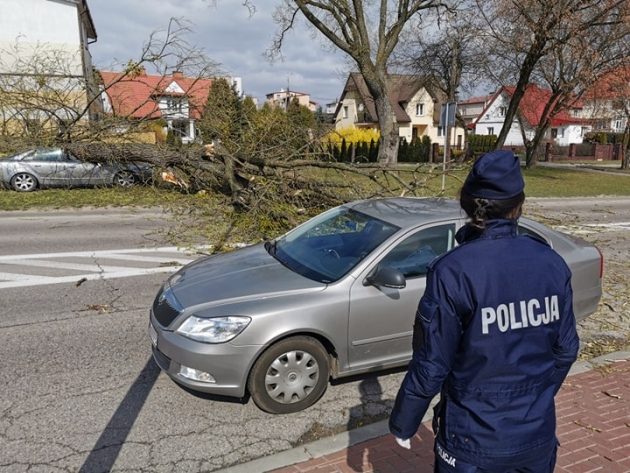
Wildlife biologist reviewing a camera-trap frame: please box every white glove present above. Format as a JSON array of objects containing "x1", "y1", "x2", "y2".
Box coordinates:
[{"x1": 395, "y1": 437, "x2": 411, "y2": 449}]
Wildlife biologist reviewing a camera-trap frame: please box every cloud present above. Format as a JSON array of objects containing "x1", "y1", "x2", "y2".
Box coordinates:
[{"x1": 89, "y1": 0, "x2": 349, "y2": 106}]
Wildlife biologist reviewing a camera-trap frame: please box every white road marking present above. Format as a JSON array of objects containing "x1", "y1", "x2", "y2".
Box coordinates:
[
  {"x1": 0, "y1": 246, "x2": 190, "y2": 262},
  {"x1": 97, "y1": 254, "x2": 192, "y2": 264},
  {"x1": 0, "y1": 246, "x2": 199, "y2": 289},
  {"x1": 554, "y1": 221, "x2": 630, "y2": 234},
  {"x1": 583, "y1": 222, "x2": 630, "y2": 229},
  {"x1": 0, "y1": 259, "x2": 140, "y2": 273},
  {"x1": 0, "y1": 272, "x2": 56, "y2": 282}
]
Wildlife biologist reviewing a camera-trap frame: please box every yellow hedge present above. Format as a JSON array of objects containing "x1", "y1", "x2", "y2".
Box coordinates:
[{"x1": 324, "y1": 127, "x2": 380, "y2": 145}]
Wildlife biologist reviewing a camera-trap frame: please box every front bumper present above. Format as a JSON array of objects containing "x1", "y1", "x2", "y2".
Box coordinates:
[{"x1": 149, "y1": 315, "x2": 262, "y2": 398}]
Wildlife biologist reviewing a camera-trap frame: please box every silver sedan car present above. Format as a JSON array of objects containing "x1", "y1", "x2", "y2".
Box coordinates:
[
  {"x1": 0, "y1": 148, "x2": 151, "y2": 191},
  {"x1": 149, "y1": 198, "x2": 603, "y2": 413}
]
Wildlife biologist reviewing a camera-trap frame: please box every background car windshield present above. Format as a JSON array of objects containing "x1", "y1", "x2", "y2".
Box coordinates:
[{"x1": 273, "y1": 207, "x2": 399, "y2": 283}]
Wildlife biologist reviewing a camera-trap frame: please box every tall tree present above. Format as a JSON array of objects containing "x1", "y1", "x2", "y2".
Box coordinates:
[
  {"x1": 269, "y1": 0, "x2": 447, "y2": 163},
  {"x1": 401, "y1": 4, "x2": 489, "y2": 159},
  {"x1": 197, "y1": 78, "x2": 241, "y2": 144},
  {"x1": 519, "y1": 17, "x2": 630, "y2": 167},
  {"x1": 402, "y1": 4, "x2": 487, "y2": 106},
  {"x1": 476, "y1": 0, "x2": 629, "y2": 149},
  {"x1": 586, "y1": 59, "x2": 630, "y2": 169}
]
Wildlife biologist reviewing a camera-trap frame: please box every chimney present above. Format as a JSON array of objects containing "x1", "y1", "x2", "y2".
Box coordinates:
[{"x1": 172, "y1": 70, "x2": 184, "y2": 79}]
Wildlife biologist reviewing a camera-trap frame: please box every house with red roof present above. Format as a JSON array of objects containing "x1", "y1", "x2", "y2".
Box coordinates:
[
  {"x1": 99, "y1": 70, "x2": 216, "y2": 144},
  {"x1": 473, "y1": 84, "x2": 591, "y2": 146},
  {"x1": 581, "y1": 66, "x2": 630, "y2": 133}
]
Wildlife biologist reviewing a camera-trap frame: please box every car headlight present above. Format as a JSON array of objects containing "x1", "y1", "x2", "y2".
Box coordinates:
[{"x1": 176, "y1": 316, "x2": 251, "y2": 343}]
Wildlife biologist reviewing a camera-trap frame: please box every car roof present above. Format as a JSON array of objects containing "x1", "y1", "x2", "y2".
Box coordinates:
[{"x1": 344, "y1": 197, "x2": 465, "y2": 229}]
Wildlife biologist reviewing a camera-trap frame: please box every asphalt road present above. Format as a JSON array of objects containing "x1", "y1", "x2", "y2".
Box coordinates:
[{"x1": 1, "y1": 199, "x2": 629, "y2": 473}]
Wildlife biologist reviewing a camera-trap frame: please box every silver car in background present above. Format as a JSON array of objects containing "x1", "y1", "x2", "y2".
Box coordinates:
[
  {"x1": 149, "y1": 198, "x2": 603, "y2": 414},
  {"x1": 0, "y1": 148, "x2": 152, "y2": 191}
]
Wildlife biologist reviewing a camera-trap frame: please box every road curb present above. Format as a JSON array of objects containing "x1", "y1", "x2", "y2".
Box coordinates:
[{"x1": 213, "y1": 348, "x2": 630, "y2": 473}]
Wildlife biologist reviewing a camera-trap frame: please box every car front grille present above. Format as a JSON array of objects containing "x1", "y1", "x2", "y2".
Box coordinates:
[{"x1": 153, "y1": 291, "x2": 180, "y2": 327}]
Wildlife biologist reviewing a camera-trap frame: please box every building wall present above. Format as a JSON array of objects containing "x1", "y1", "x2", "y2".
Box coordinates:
[
  {"x1": 581, "y1": 99, "x2": 628, "y2": 132},
  {"x1": 404, "y1": 89, "x2": 465, "y2": 146},
  {"x1": 0, "y1": 0, "x2": 100, "y2": 124},
  {"x1": 0, "y1": 0, "x2": 84, "y2": 76},
  {"x1": 334, "y1": 93, "x2": 361, "y2": 130},
  {"x1": 458, "y1": 102, "x2": 486, "y2": 124},
  {"x1": 554, "y1": 125, "x2": 589, "y2": 146},
  {"x1": 266, "y1": 91, "x2": 313, "y2": 111}
]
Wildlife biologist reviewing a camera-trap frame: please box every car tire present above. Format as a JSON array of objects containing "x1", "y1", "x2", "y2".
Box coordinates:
[
  {"x1": 10, "y1": 173, "x2": 38, "y2": 192},
  {"x1": 113, "y1": 171, "x2": 136, "y2": 187},
  {"x1": 248, "y1": 336, "x2": 329, "y2": 414}
]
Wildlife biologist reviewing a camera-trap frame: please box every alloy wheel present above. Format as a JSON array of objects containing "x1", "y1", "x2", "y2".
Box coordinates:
[
  {"x1": 11, "y1": 173, "x2": 37, "y2": 192},
  {"x1": 114, "y1": 171, "x2": 136, "y2": 187}
]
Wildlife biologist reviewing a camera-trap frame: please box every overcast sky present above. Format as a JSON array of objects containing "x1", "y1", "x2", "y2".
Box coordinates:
[{"x1": 89, "y1": 0, "x2": 349, "y2": 107}]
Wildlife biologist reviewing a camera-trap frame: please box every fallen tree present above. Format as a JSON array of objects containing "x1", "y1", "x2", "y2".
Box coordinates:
[{"x1": 65, "y1": 140, "x2": 461, "y2": 246}]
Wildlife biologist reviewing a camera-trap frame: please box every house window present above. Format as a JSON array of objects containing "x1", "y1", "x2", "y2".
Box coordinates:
[
  {"x1": 487, "y1": 127, "x2": 494, "y2": 135},
  {"x1": 498, "y1": 106, "x2": 506, "y2": 117},
  {"x1": 172, "y1": 119, "x2": 189, "y2": 138},
  {"x1": 343, "y1": 106, "x2": 349, "y2": 119},
  {"x1": 551, "y1": 128, "x2": 558, "y2": 138},
  {"x1": 416, "y1": 103, "x2": 424, "y2": 116},
  {"x1": 437, "y1": 126, "x2": 443, "y2": 137},
  {"x1": 166, "y1": 98, "x2": 183, "y2": 114},
  {"x1": 614, "y1": 118, "x2": 623, "y2": 131}
]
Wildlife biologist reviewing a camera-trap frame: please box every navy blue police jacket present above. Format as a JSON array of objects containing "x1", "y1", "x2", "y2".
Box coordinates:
[{"x1": 389, "y1": 219, "x2": 579, "y2": 468}]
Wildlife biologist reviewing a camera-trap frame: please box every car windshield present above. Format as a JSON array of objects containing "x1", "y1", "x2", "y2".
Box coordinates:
[{"x1": 268, "y1": 207, "x2": 400, "y2": 283}]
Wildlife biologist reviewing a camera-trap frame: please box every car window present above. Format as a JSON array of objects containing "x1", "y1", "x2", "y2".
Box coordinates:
[
  {"x1": 379, "y1": 223, "x2": 456, "y2": 278},
  {"x1": 24, "y1": 149, "x2": 64, "y2": 162}
]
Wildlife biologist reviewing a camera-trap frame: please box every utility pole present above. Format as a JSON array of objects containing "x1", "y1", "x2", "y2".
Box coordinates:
[{"x1": 286, "y1": 75, "x2": 291, "y2": 112}]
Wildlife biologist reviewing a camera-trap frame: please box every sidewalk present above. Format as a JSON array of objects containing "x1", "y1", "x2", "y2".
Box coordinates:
[{"x1": 219, "y1": 351, "x2": 630, "y2": 473}]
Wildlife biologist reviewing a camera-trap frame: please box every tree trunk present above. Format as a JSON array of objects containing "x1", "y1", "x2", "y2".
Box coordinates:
[
  {"x1": 362, "y1": 69, "x2": 398, "y2": 164},
  {"x1": 495, "y1": 38, "x2": 547, "y2": 149},
  {"x1": 622, "y1": 121, "x2": 630, "y2": 170},
  {"x1": 525, "y1": 123, "x2": 550, "y2": 168},
  {"x1": 373, "y1": 90, "x2": 398, "y2": 164}
]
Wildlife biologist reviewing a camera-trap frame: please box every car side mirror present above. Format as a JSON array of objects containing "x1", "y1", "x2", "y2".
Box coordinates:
[{"x1": 364, "y1": 265, "x2": 406, "y2": 289}]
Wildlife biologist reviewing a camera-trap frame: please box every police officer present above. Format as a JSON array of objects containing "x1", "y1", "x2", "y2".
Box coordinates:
[{"x1": 389, "y1": 150, "x2": 579, "y2": 472}]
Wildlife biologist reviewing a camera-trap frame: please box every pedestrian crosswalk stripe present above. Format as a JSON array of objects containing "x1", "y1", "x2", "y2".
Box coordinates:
[{"x1": 0, "y1": 246, "x2": 198, "y2": 289}]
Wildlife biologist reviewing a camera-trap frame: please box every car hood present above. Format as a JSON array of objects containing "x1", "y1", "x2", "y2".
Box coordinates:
[{"x1": 167, "y1": 243, "x2": 326, "y2": 309}]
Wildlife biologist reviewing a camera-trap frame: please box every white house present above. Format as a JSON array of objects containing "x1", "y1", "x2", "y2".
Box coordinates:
[
  {"x1": 265, "y1": 89, "x2": 318, "y2": 112},
  {"x1": 581, "y1": 67, "x2": 630, "y2": 133},
  {"x1": 334, "y1": 73, "x2": 465, "y2": 148},
  {"x1": 474, "y1": 85, "x2": 590, "y2": 146}
]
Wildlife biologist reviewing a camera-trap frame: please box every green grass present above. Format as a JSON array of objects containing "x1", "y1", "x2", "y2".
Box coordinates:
[
  {"x1": 0, "y1": 186, "x2": 197, "y2": 210},
  {"x1": 522, "y1": 167, "x2": 630, "y2": 197},
  {"x1": 0, "y1": 166, "x2": 628, "y2": 211}
]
